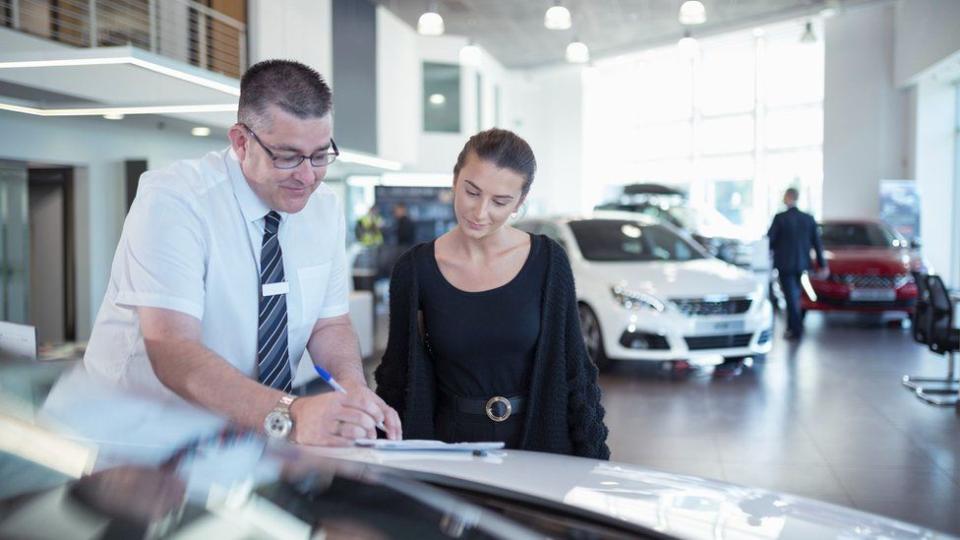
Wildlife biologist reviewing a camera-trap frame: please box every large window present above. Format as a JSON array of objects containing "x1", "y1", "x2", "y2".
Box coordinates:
[
  {"x1": 584, "y1": 20, "x2": 824, "y2": 231},
  {"x1": 423, "y1": 62, "x2": 461, "y2": 133}
]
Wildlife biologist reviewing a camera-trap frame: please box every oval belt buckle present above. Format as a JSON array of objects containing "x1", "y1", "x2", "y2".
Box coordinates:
[{"x1": 485, "y1": 396, "x2": 512, "y2": 422}]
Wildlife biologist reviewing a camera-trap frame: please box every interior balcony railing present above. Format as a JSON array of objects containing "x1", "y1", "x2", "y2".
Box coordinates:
[{"x1": 0, "y1": 0, "x2": 247, "y2": 78}]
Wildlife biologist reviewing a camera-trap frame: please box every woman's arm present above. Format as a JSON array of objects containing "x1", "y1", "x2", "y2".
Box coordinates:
[
  {"x1": 556, "y1": 251, "x2": 611, "y2": 459},
  {"x1": 374, "y1": 252, "x2": 415, "y2": 416}
]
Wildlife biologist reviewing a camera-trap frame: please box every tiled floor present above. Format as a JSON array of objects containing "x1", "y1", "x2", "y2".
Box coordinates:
[
  {"x1": 598, "y1": 313, "x2": 960, "y2": 534},
  {"x1": 369, "y1": 310, "x2": 960, "y2": 534}
]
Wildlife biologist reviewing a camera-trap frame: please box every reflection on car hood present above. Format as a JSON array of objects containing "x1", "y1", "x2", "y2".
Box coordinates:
[
  {"x1": 824, "y1": 247, "x2": 913, "y2": 274},
  {"x1": 306, "y1": 448, "x2": 947, "y2": 540},
  {"x1": 581, "y1": 258, "x2": 761, "y2": 299}
]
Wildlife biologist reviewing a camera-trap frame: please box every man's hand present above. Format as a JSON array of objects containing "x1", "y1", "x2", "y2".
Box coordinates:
[
  {"x1": 814, "y1": 266, "x2": 830, "y2": 280},
  {"x1": 341, "y1": 382, "x2": 403, "y2": 441},
  {"x1": 288, "y1": 388, "x2": 402, "y2": 445}
]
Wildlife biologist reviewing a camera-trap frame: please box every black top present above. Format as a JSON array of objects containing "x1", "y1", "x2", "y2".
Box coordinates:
[
  {"x1": 375, "y1": 236, "x2": 610, "y2": 459},
  {"x1": 767, "y1": 207, "x2": 826, "y2": 273},
  {"x1": 418, "y1": 234, "x2": 546, "y2": 399},
  {"x1": 396, "y1": 215, "x2": 415, "y2": 245}
]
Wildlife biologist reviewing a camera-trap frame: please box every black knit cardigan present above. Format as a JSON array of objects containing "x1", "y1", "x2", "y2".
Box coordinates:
[{"x1": 374, "y1": 237, "x2": 611, "y2": 459}]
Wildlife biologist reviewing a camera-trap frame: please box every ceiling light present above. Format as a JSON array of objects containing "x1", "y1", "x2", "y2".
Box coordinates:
[
  {"x1": 677, "y1": 31, "x2": 699, "y2": 55},
  {"x1": 417, "y1": 3, "x2": 444, "y2": 36},
  {"x1": 0, "y1": 101, "x2": 237, "y2": 117},
  {"x1": 544, "y1": 2, "x2": 572, "y2": 30},
  {"x1": 800, "y1": 21, "x2": 817, "y2": 44},
  {"x1": 678, "y1": 1, "x2": 706, "y2": 25},
  {"x1": 565, "y1": 39, "x2": 590, "y2": 64},
  {"x1": 339, "y1": 151, "x2": 403, "y2": 171},
  {"x1": 191, "y1": 126, "x2": 211, "y2": 137},
  {"x1": 752, "y1": 27, "x2": 765, "y2": 38},
  {"x1": 428, "y1": 93, "x2": 446, "y2": 106},
  {"x1": 103, "y1": 113, "x2": 124, "y2": 120},
  {"x1": 0, "y1": 53, "x2": 240, "y2": 96},
  {"x1": 459, "y1": 41, "x2": 482, "y2": 67}
]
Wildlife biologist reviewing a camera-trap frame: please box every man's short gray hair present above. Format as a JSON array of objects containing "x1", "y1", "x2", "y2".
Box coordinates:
[{"x1": 238, "y1": 60, "x2": 332, "y2": 130}]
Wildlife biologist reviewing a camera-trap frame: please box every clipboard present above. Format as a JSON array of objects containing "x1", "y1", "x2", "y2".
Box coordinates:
[{"x1": 354, "y1": 439, "x2": 505, "y2": 451}]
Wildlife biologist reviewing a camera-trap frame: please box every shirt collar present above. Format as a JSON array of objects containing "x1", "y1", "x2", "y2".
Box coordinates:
[{"x1": 226, "y1": 147, "x2": 286, "y2": 224}]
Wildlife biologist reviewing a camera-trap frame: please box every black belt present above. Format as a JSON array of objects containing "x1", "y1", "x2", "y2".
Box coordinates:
[{"x1": 439, "y1": 392, "x2": 525, "y2": 422}]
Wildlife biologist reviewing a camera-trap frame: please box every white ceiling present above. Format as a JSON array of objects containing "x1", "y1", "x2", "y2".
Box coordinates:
[{"x1": 378, "y1": 0, "x2": 873, "y2": 68}]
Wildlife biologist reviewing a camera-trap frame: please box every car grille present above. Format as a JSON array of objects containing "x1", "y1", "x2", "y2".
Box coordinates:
[
  {"x1": 831, "y1": 274, "x2": 911, "y2": 288},
  {"x1": 672, "y1": 297, "x2": 752, "y2": 316},
  {"x1": 686, "y1": 334, "x2": 753, "y2": 350}
]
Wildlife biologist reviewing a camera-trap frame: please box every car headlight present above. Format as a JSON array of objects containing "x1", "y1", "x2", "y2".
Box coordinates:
[{"x1": 611, "y1": 286, "x2": 665, "y2": 312}]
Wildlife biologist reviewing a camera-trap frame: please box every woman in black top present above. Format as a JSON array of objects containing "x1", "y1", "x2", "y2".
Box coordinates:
[{"x1": 375, "y1": 129, "x2": 609, "y2": 459}]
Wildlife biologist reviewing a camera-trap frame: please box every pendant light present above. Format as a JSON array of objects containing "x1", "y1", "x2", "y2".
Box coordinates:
[
  {"x1": 418, "y1": 2, "x2": 444, "y2": 36},
  {"x1": 544, "y1": 1, "x2": 572, "y2": 30}
]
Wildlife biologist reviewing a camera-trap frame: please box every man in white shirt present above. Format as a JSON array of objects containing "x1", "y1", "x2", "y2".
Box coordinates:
[{"x1": 43, "y1": 60, "x2": 401, "y2": 463}]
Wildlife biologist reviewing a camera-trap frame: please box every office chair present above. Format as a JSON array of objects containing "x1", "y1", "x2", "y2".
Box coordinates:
[{"x1": 915, "y1": 275, "x2": 960, "y2": 406}]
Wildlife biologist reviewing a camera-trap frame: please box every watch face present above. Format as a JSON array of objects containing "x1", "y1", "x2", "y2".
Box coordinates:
[{"x1": 264, "y1": 411, "x2": 292, "y2": 438}]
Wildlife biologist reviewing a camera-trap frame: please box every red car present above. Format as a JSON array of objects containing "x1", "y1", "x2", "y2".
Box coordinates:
[{"x1": 802, "y1": 220, "x2": 922, "y2": 315}]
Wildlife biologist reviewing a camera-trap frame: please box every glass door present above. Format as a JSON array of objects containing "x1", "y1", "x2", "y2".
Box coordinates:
[{"x1": 0, "y1": 164, "x2": 30, "y2": 324}]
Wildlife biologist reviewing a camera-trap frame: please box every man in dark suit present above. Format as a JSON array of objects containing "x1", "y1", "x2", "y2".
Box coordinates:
[{"x1": 768, "y1": 188, "x2": 827, "y2": 340}]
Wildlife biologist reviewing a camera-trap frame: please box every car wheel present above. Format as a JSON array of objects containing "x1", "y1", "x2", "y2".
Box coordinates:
[{"x1": 578, "y1": 303, "x2": 609, "y2": 372}]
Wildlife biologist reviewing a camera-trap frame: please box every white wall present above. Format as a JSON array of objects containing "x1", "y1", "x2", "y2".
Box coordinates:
[
  {"x1": 0, "y1": 111, "x2": 225, "y2": 338},
  {"x1": 376, "y1": 7, "x2": 420, "y2": 166},
  {"x1": 508, "y1": 66, "x2": 585, "y2": 215},
  {"x1": 822, "y1": 2, "x2": 909, "y2": 220},
  {"x1": 913, "y1": 79, "x2": 957, "y2": 283},
  {"x1": 248, "y1": 0, "x2": 333, "y2": 86},
  {"x1": 374, "y1": 7, "x2": 519, "y2": 173},
  {"x1": 894, "y1": 0, "x2": 960, "y2": 85}
]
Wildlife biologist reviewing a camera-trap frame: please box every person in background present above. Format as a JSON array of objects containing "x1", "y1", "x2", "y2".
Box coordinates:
[
  {"x1": 375, "y1": 128, "x2": 610, "y2": 459},
  {"x1": 393, "y1": 203, "x2": 415, "y2": 248},
  {"x1": 767, "y1": 187, "x2": 827, "y2": 340},
  {"x1": 355, "y1": 205, "x2": 384, "y2": 249},
  {"x1": 42, "y1": 60, "x2": 400, "y2": 465}
]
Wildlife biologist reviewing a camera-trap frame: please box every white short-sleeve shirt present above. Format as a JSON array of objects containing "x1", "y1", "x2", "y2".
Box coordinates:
[{"x1": 42, "y1": 148, "x2": 349, "y2": 463}]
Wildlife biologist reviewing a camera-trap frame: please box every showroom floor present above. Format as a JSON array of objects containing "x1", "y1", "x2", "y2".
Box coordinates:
[{"x1": 369, "y1": 311, "x2": 960, "y2": 534}]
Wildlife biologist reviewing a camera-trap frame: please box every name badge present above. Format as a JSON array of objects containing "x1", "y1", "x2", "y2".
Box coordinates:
[{"x1": 262, "y1": 282, "x2": 290, "y2": 297}]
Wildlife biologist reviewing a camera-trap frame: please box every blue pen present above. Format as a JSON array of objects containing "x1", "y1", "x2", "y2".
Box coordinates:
[{"x1": 313, "y1": 364, "x2": 387, "y2": 432}]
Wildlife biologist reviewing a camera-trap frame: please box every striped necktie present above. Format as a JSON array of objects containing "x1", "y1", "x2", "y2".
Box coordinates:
[{"x1": 258, "y1": 210, "x2": 292, "y2": 391}]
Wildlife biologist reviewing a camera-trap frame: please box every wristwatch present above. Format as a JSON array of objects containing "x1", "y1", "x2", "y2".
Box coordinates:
[{"x1": 264, "y1": 395, "x2": 297, "y2": 440}]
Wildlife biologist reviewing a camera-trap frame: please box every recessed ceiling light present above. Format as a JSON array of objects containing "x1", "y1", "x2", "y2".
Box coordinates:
[
  {"x1": 678, "y1": 1, "x2": 706, "y2": 25},
  {"x1": 678, "y1": 31, "x2": 699, "y2": 55},
  {"x1": 428, "y1": 93, "x2": 446, "y2": 106},
  {"x1": 191, "y1": 126, "x2": 211, "y2": 137},
  {"x1": 103, "y1": 113, "x2": 124, "y2": 120},
  {"x1": 417, "y1": 3, "x2": 444, "y2": 36},
  {"x1": 544, "y1": 2, "x2": 572, "y2": 30},
  {"x1": 566, "y1": 39, "x2": 590, "y2": 64}
]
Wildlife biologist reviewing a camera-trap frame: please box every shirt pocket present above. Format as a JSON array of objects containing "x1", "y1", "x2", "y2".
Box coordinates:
[{"x1": 297, "y1": 262, "x2": 332, "y2": 324}]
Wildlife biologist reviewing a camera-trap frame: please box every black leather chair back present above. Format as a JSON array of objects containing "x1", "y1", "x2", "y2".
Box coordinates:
[
  {"x1": 926, "y1": 274, "x2": 958, "y2": 355},
  {"x1": 911, "y1": 271, "x2": 932, "y2": 344}
]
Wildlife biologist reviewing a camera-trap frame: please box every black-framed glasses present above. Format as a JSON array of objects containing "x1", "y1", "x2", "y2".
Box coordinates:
[{"x1": 241, "y1": 123, "x2": 339, "y2": 169}]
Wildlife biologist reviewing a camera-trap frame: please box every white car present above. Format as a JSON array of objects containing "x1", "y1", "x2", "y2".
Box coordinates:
[{"x1": 517, "y1": 212, "x2": 773, "y2": 370}]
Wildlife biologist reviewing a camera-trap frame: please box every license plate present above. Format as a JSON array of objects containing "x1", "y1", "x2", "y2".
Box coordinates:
[
  {"x1": 849, "y1": 288, "x2": 896, "y2": 301},
  {"x1": 696, "y1": 319, "x2": 745, "y2": 334}
]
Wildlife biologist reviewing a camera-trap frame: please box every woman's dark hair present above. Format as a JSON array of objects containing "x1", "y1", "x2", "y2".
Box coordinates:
[
  {"x1": 453, "y1": 129, "x2": 537, "y2": 197},
  {"x1": 238, "y1": 60, "x2": 333, "y2": 129}
]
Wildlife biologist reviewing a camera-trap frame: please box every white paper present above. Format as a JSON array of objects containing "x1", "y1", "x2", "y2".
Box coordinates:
[
  {"x1": 354, "y1": 439, "x2": 505, "y2": 451},
  {"x1": 262, "y1": 282, "x2": 290, "y2": 297},
  {"x1": 0, "y1": 321, "x2": 37, "y2": 361}
]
